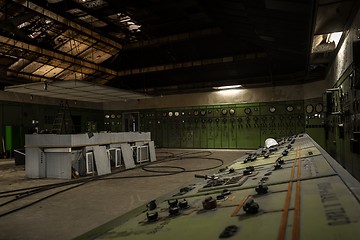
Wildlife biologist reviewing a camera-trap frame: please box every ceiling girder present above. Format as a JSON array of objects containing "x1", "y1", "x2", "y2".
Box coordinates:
[
  {"x1": 117, "y1": 53, "x2": 267, "y2": 77},
  {"x1": 0, "y1": 35, "x2": 118, "y2": 77},
  {"x1": 6, "y1": 69, "x2": 53, "y2": 82},
  {"x1": 13, "y1": 0, "x2": 123, "y2": 50},
  {"x1": 123, "y1": 27, "x2": 222, "y2": 50}
]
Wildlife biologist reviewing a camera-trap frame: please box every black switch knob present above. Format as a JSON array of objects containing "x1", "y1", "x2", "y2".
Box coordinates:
[
  {"x1": 222, "y1": 189, "x2": 231, "y2": 196},
  {"x1": 147, "y1": 212, "x2": 158, "y2": 222},
  {"x1": 216, "y1": 194, "x2": 225, "y2": 200},
  {"x1": 282, "y1": 150, "x2": 289, "y2": 156},
  {"x1": 202, "y1": 196, "x2": 217, "y2": 210},
  {"x1": 169, "y1": 206, "x2": 180, "y2": 215},
  {"x1": 274, "y1": 161, "x2": 282, "y2": 170},
  {"x1": 243, "y1": 198, "x2": 259, "y2": 214},
  {"x1": 168, "y1": 199, "x2": 178, "y2": 208},
  {"x1": 179, "y1": 199, "x2": 189, "y2": 209},
  {"x1": 246, "y1": 166, "x2": 255, "y2": 171},
  {"x1": 243, "y1": 169, "x2": 252, "y2": 175},
  {"x1": 255, "y1": 184, "x2": 268, "y2": 194},
  {"x1": 276, "y1": 157, "x2": 285, "y2": 164},
  {"x1": 146, "y1": 200, "x2": 157, "y2": 210}
]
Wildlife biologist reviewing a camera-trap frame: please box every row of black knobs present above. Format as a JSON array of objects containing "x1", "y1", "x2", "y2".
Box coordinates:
[
  {"x1": 146, "y1": 138, "x2": 299, "y2": 222},
  {"x1": 146, "y1": 199, "x2": 189, "y2": 222}
]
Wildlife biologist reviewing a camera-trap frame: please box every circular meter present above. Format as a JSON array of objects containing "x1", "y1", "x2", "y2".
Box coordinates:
[
  {"x1": 306, "y1": 104, "x2": 314, "y2": 114},
  {"x1": 315, "y1": 103, "x2": 323, "y2": 113}
]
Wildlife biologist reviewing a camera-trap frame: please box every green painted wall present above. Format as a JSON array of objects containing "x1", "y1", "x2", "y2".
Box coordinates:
[{"x1": 105, "y1": 100, "x2": 325, "y2": 150}]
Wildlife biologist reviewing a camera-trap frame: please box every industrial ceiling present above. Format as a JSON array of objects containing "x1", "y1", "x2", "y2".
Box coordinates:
[{"x1": 0, "y1": 0, "x2": 359, "y2": 100}]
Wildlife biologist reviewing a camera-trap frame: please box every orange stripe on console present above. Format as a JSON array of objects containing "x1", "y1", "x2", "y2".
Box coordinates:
[
  {"x1": 231, "y1": 194, "x2": 250, "y2": 217},
  {"x1": 278, "y1": 146, "x2": 300, "y2": 240},
  {"x1": 293, "y1": 145, "x2": 302, "y2": 240}
]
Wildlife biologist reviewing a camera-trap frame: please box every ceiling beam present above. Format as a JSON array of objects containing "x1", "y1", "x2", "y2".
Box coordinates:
[
  {"x1": 123, "y1": 27, "x2": 222, "y2": 50},
  {"x1": 0, "y1": 35, "x2": 118, "y2": 77},
  {"x1": 13, "y1": 0, "x2": 123, "y2": 50},
  {"x1": 117, "y1": 52, "x2": 267, "y2": 76}
]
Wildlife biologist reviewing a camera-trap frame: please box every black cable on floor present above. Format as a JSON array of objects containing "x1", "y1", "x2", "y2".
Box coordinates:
[
  {"x1": 0, "y1": 150, "x2": 225, "y2": 217},
  {"x1": 0, "y1": 181, "x2": 89, "y2": 218},
  {"x1": 0, "y1": 151, "x2": 211, "y2": 196},
  {"x1": 141, "y1": 157, "x2": 224, "y2": 173}
]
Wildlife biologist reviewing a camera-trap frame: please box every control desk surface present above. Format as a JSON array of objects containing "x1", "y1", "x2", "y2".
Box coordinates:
[{"x1": 76, "y1": 134, "x2": 360, "y2": 240}]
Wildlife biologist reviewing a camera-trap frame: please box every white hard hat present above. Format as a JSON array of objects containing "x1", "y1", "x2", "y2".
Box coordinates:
[{"x1": 265, "y1": 138, "x2": 278, "y2": 148}]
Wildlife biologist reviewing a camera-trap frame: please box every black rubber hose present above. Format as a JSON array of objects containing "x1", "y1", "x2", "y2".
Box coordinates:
[
  {"x1": 0, "y1": 150, "x2": 225, "y2": 217},
  {"x1": 0, "y1": 181, "x2": 89, "y2": 218}
]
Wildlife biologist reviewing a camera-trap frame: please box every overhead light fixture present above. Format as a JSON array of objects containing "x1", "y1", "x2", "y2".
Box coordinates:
[{"x1": 213, "y1": 85, "x2": 243, "y2": 90}]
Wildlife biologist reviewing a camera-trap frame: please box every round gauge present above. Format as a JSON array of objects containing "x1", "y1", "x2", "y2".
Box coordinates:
[
  {"x1": 286, "y1": 105, "x2": 294, "y2": 112},
  {"x1": 222, "y1": 109, "x2": 227, "y2": 115},
  {"x1": 229, "y1": 108, "x2": 235, "y2": 115},
  {"x1": 105, "y1": 114, "x2": 110, "y2": 119},
  {"x1": 111, "y1": 114, "x2": 115, "y2": 118},
  {"x1": 269, "y1": 106, "x2": 276, "y2": 113},
  {"x1": 200, "y1": 110, "x2": 206, "y2": 116},
  {"x1": 168, "y1": 111, "x2": 173, "y2": 117},
  {"x1": 244, "y1": 108, "x2": 251, "y2": 115},
  {"x1": 174, "y1": 111, "x2": 179, "y2": 117},
  {"x1": 194, "y1": 110, "x2": 199, "y2": 116},
  {"x1": 116, "y1": 114, "x2": 121, "y2": 118},
  {"x1": 315, "y1": 103, "x2": 323, "y2": 113},
  {"x1": 162, "y1": 112, "x2": 167, "y2": 117},
  {"x1": 306, "y1": 104, "x2": 314, "y2": 114}
]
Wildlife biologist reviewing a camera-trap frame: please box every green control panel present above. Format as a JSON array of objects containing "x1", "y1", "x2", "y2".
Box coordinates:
[{"x1": 107, "y1": 100, "x2": 325, "y2": 150}]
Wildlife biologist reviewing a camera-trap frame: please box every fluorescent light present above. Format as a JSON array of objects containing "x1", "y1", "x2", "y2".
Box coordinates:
[{"x1": 213, "y1": 85, "x2": 243, "y2": 90}]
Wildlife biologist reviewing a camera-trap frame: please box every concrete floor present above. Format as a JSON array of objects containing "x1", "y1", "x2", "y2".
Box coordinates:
[{"x1": 0, "y1": 149, "x2": 246, "y2": 240}]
